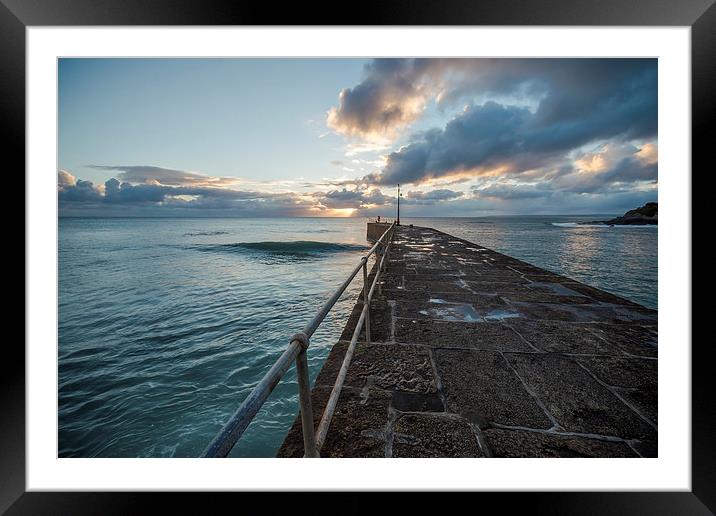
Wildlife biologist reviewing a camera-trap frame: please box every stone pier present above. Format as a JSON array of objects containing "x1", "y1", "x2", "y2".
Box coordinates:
[{"x1": 278, "y1": 225, "x2": 657, "y2": 458}]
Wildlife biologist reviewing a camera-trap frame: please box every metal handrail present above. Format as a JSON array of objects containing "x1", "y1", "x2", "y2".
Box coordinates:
[
  {"x1": 366, "y1": 216, "x2": 395, "y2": 224},
  {"x1": 202, "y1": 222, "x2": 397, "y2": 458}
]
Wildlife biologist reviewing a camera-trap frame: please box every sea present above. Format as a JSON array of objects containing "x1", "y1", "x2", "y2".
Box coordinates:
[{"x1": 58, "y1": 216, "x2": 657, "y2": 457}]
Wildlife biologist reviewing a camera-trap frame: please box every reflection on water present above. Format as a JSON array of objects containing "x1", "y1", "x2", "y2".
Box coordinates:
[{"x1": 410, "y1": 216, "x2": 656, "y2": 309}]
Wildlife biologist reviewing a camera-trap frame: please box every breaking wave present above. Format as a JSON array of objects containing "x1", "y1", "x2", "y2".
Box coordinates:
[
  {"x1": 184, "y1": 231, "x2": 230, "y2": 236},
  {"x1": 552, "y1": 223, "x2": 656, "y2": 228},
  {"x1": 192, "y1": 240, "x2": 368, "y2": 257}
]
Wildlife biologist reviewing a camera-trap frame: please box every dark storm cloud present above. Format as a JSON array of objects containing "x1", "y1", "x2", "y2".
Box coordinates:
[
  {"x1": 328, "y1": 58, "x2": 656, "y2": 144},
  {"x1": 374, "y1": 84, "x2": 656, "y2": 187},
  {"x1": 329, "y1": 58, "x2": 657, "y2": 193},
  {"x1": 472, "y1": 155, "x2": 657, "y2": 202},
  {"x1": 473, "y1": 183, "x2": 550, "y2": 200},
  {"x1": 405, "y1": 189, "x2": 464, "y2": 203},
  {"x1": 554, "y1": 156, "x2": 658, "y2": 194},
  {"x1": 57, "y1": 178, "x2": 104, "y2": 202}
]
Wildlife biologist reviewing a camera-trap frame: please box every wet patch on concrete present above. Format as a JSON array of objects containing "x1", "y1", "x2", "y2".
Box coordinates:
[
  {"x1": 481, "y1": 309, "x2": 522, "y2": 321},
  {"x1": 418, "y1": 302, "x2": 483, "y2": 322},
  {"x1": 508, "y1": 301, "x2": 582, "y2": 322},
  {"x1": 528, "y1": 282, "x2": 588, "y2": 297}
]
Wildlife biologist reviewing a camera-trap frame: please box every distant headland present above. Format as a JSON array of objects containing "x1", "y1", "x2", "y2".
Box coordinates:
[{"x1": 588, "y1": 202, "x2": 658, "y2": 226}]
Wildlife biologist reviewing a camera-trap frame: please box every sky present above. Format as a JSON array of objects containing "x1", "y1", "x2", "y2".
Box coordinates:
[{"x1": 58, "y1": 58, "x2": 658, "y2": 217}]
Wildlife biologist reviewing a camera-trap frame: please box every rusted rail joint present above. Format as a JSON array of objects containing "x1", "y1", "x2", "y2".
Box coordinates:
[{"x1": 290, "y1": 332, "x2": 310, "y2": 351}]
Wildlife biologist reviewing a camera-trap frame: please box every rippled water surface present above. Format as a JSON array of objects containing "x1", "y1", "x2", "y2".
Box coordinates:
[{"x1": 59, "y1": 216, "x2": 656, "y2": 457}]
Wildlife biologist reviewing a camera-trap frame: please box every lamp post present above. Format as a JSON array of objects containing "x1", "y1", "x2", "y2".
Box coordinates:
[{"x1": 397, "y1": 184, "x2": 401, "y2": 225}]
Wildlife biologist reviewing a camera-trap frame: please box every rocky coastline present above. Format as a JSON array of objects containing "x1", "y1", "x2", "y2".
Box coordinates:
[{"x1": 585, "y1": 202, "x2": 658, "y2": 226}]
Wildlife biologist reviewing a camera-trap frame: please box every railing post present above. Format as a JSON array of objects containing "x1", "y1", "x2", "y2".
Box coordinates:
[
  {"x1": 362, "y1": 258, "x2": 371, "y2": 344},
  {"x1": 293, "y1": 333, "x2": 319, "y2": 458},
  {"x1": 376, "y1": 241, "x2": 383, "y2": 296}
]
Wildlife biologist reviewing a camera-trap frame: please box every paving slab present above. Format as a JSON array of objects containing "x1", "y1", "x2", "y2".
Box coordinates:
[
  {"x1": 575, "y1": 356, "x2": 658, "y2": 389},
  {"x1": 435, "y1": 349, "x2": 551, "y2": 429},
  {"x1": 393, "y1": 413, "x2": 484, "y2": 457},
  {"x1": 344, "y1": 342, "x2": 437, "y2": 393},
  {"x1": 505, "y1": 353, "x2": 656, "y2": 440},
  {"x1": 483, "y1": 428, "x2": 638, "y2": 457},
  {"x1": 508, "y1": 320, "x2": 616, "y2": 354},
  {"x1": 586, "y1": 323, "x2": 658, "y2": 357},
  {"x1": 395, "y1": 319, "x2": 534, "y2": 352}
]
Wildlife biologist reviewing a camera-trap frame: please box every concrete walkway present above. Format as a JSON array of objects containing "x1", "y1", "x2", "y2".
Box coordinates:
[{"x1": 278, "y1": 225, "x2": 657, "y2": 458}]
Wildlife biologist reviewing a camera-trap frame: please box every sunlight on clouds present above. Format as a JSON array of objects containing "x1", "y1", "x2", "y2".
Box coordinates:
[
  {"x1": 635, "y1": 142, "x2": 658, "y2": 165},
  {"x1": 575, "y1": 154, "x2": 608, "y2": 173},
  {"x1": 325, "y1": 208, "x2": 357, "y2": 217}
]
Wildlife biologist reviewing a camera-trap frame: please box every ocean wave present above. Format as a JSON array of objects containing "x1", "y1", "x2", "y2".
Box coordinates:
[
  {"x1": 184, "y1": 231, "x2": 230, "y2": 236},
  {"x1": 191, "y1": 240, "x2": 368, "y2": 258},
  {"x1": 552, "y1": 222, "x2": 657, "y2": 228}
]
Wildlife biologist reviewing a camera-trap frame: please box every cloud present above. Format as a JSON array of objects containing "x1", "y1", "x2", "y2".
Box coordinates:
[
  {"x1": 329, "y1": 58, "x2": 658, "y2": 211},
  {"x1": 58, "y1": 170, "x2": 76, "y2": 188},
  {"x1": 58, "y1": 60, "x2": 658, "y2": 217},
  {"x1": 371, "y1": 89, "x2": 656, "y2": 187},
  {"x1": 88, "y1": 165, "x2": 240, "y2": 187},
  {"x1": 406, "y1": 189, "x2": 464, "y2": 203},
  {"x1": 327, "y1": 58, "x2": 656, "y2": 145},
  {"x1": 326, "y1": 59, "x2": 439, "y2": 142},
  {"x1": 554, "y1": 157, "x2": 657, "y2": 194},
  {"x1": 58, "y1": 168, "x2": 397, "y2": 217},
  {"x1": 58, "y1": 170, "x2": 103, "y2": 202},
  {"x1": 316, "y1": 187, "x2": 392, "y2": 210},
  {"x1": 473, "y1": 183, "x2": 550, "y2": 200},
  {"x1": 58, "y1": 168, "x2": 316, "y2": 215}
]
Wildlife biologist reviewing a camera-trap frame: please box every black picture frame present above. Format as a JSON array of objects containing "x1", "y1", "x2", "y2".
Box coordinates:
[{"x1": 6, "y1": 0, "x2": 711, "y2": 513}]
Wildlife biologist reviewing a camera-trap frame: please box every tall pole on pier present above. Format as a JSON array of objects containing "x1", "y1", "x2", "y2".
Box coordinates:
[{"x1": 397, "y1": 184, "x2": 400, "y2": 225}]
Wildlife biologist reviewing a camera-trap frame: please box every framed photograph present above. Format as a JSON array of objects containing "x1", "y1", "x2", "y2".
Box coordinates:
[{"x1": 10, "y1": 0, "x2": 711, "y2": 512}]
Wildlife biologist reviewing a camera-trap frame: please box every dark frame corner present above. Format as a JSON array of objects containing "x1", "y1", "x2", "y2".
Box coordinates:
[{"x1": 8, "y1": 0, "x2": 713, "y2": 513}]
